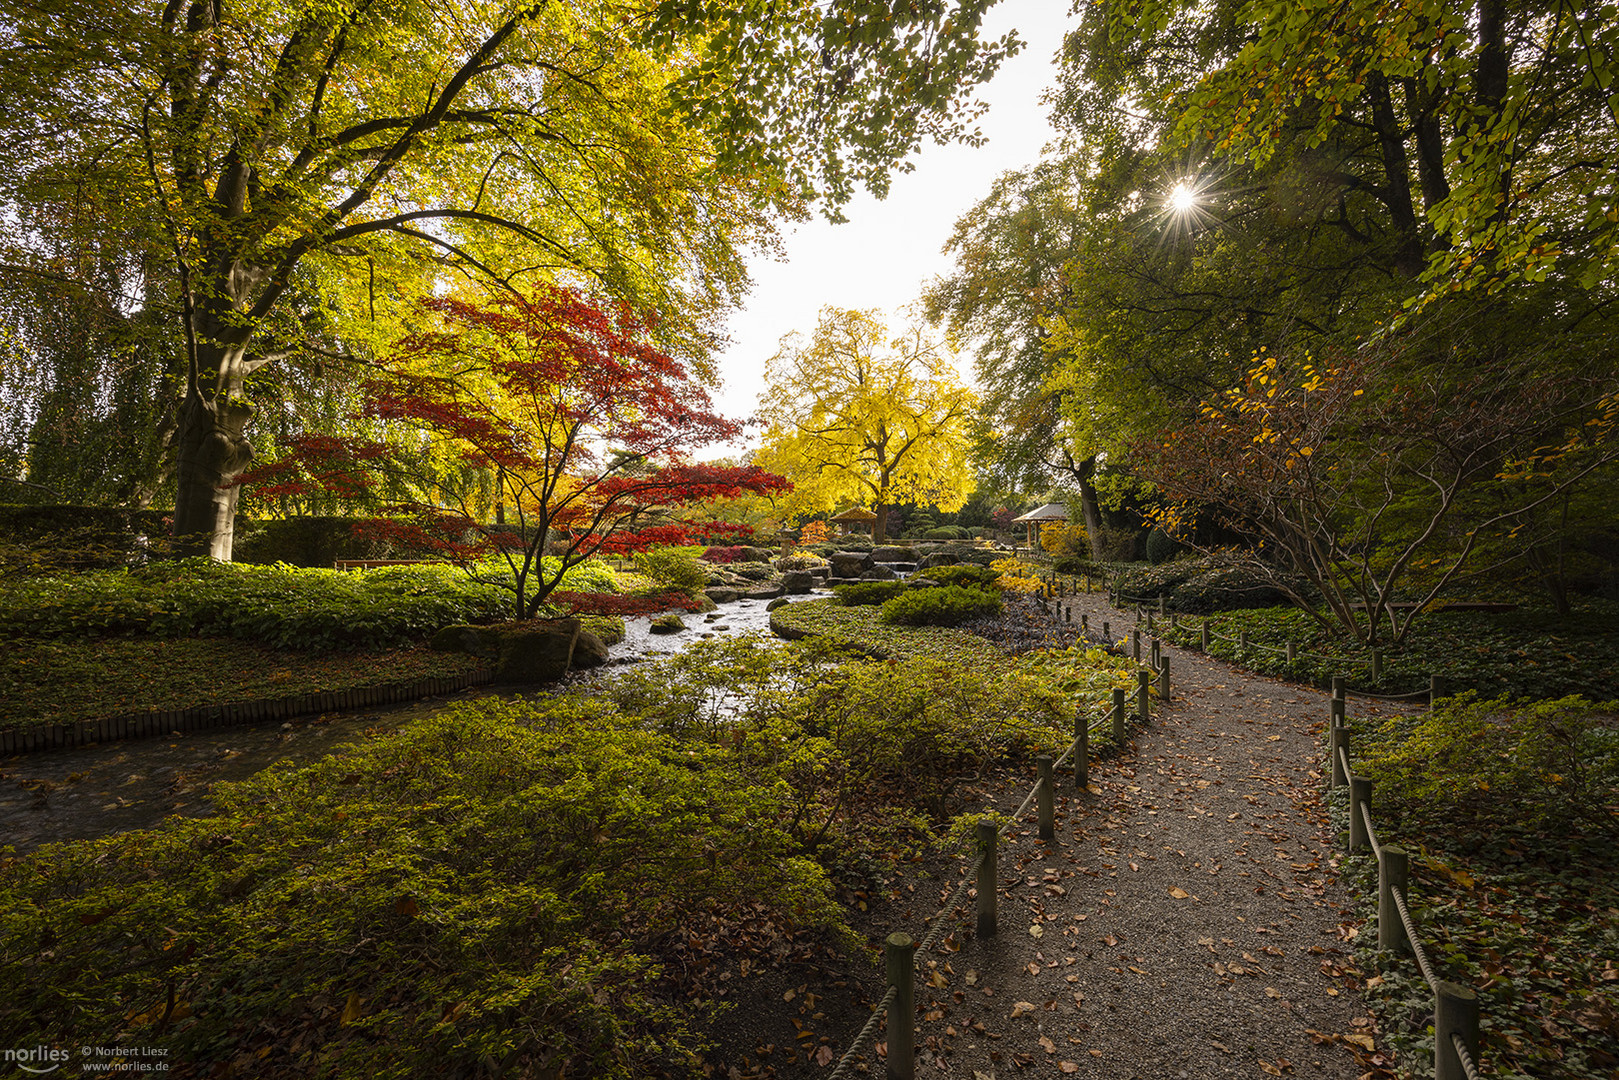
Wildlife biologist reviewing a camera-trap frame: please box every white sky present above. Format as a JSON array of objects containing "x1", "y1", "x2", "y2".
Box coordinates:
[{"x1": 707, "y1": 0, "x2": 1078, "y2": 450}]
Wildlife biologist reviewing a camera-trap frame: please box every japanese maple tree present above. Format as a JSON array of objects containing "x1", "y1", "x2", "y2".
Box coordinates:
[{"x1": 243, "y1": 286, "x2": 789, "y2": 619}]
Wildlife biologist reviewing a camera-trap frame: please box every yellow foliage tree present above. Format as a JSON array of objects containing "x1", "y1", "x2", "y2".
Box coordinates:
[{"x1": 756, "y1": 307, "x2": 977, "y2": 543}]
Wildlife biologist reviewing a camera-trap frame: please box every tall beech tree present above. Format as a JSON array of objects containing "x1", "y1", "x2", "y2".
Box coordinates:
[
  {"x1": 756, "y1": 307, "x2": 977, "y2": 543},
  {"x1": 241, "y1": 286, "x2": 790, "y2": 619},
  {"x1": 0, "y1": 0, "x2": 1016, "y2": 558}
]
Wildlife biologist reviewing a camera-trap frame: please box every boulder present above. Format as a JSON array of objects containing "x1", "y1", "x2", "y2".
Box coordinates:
[
  {"x1": 742, "y1": 584, "x2": 785, "y2": 600},
  {"x1": 649, "y1": 612, "x2": 687, "y2": 634},
  {"x1": 860, "y1": 565, "x2": 899, "y2": 581},
  {"x1": 920, "y1": 551, "x2": 964, "y2": 569},
  {"x1": 494, "y1": 618, "x2": 580, "y2": 683},
  {"x1": 828, "y1": 550, "x2": 874, "y2": 577},
  {"x1": 781, "y1": 570, "x2": 816, "y2": 594},
  {"x1": 870, "y1": 545, "x2": 919, "y2": 563},
  {"x1": 704, "y1": 586, "x2": 741, "y2": 604},
  {"x1": 766, "y1": 597, "x2": 792, "y2": 612},
  {"x1": 571, "y1": 631, "x2": 611, "y2": 669}
]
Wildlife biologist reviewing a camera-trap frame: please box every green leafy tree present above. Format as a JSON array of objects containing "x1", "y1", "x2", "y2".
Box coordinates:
[
  {"x1": 0, "y1": 0, "x2": 1017, "y2": 558},
  {"x1": 756, "y1": 307, "x2": 978, "y2": 543}
]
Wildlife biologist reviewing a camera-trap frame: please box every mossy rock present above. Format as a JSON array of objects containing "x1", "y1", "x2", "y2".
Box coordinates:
[{"x1": 649, "y1": 612, "x2": 687, "y2": 634}]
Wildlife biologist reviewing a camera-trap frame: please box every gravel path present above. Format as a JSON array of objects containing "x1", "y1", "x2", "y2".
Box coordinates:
[{"x1": 864, "y1": 591, "x2": 1388, "y2": 1079}]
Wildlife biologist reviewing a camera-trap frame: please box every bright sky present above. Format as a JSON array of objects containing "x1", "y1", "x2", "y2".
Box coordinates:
[{"x1": 708, "y1": 0, "x2": 1079, "y2": 450}]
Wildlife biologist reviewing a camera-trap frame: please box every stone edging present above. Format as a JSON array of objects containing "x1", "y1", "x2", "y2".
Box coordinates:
[{"x1": 0, "y1": 667, "x2": 495, "y2": 756}]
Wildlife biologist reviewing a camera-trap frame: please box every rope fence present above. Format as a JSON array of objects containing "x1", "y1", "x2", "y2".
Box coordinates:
[
  {"x1": 1328, "y1": 683, "x2": 1488, "y2": 1080},
  {"x1": 828, "y1": 650, "x2": 1168, "y2": 1080}
]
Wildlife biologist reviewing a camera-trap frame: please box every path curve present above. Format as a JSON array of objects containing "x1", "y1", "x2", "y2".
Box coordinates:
[{"x1": 874, "y1": 591, "x2": 1385, "y2": 1079}]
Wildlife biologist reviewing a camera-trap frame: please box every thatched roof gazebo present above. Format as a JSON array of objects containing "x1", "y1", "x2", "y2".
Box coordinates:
[
  {"x1": 830, "y1": 506, "x2": 878, "y2": 537},
  {"x1": 1011, "y1": 502, "x2": 1069, "y2": 548}
]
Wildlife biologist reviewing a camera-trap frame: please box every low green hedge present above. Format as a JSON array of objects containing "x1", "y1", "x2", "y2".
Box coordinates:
[{"x1": 0, "y1": 559, "x2": 620, "y2": 651}]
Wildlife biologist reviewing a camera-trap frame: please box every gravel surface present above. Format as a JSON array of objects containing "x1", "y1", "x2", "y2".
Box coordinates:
[{"x1": 718, "y1": 591, "x2": 1395, "y2": 1080}]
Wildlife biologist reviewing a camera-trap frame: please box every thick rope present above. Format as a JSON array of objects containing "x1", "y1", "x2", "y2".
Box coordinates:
[
  {"x1": 1358, "y1": 799, "x2": 1383, "y2": 860},
  {"x1": 1390, "y1": 885, "x2": 1442, "y2": 994},
  {"x1": 825, "y1": 984, "x2": 898, "y2": 1080},
  {"x1": 1450, "y1": 1031, "x2": 1484, "y2": 1080}
]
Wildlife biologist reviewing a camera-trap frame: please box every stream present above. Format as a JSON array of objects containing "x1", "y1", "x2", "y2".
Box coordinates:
[{"x1": 0, "y1": 592, "x2": 817, "y2": 856}]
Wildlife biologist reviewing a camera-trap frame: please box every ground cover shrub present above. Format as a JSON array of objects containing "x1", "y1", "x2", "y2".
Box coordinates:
[
  {"x1": 600, "y1": 635, "x2": 1128, "y2": 845},
  {"x1": 630, "y1": 546, "x2": 709, "y2": 596},
  {"x1": 1163, "y1": 600, "x2": 1619, "y2": 700},
  {"x1": 990, "y1": 557, "x2": 1046, "y2": 594},
  {"x1": 833, "y1": 580, "x2": 910, "y2": 606},
  {"x1": 918, "y1": 564, "x2": 999, "y2": 590},
  {"x1": 1357, "y1": 693, "x2": 1619, "y2": 836},
  {"x1": 775, "y1": 553, "x2": 827, "y2": 572},
  {"x1": 1333, "y1": 694, "x2": 1619, "y2": 1080},
  {"x1": 0, "y1": 702, "x2": 843, "y2": 1079},
  {"x1": 880, "y1": 584, "x2": 1003, "y2": 627},
  {"x1": 0, "y1": 639, "x2": 486, "y2": 729},
  {"x1": 771, "y1": 598, "x2": 1006, "y2": 666},
  {"x1": 922, "y1": 525, "x2": 969, "y2": 540}
]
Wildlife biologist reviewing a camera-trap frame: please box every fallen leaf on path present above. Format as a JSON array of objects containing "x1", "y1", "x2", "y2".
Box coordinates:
[
  {"x1": 815, "y1": 1045, "x2": 833, "y2": 1066},
  {"x1": 1010, "y1": 1001, "x2": 1036, "y2": 1017},
  {"x1": 1168, "y1": 886, "x2": 1190, "y2": 899}
]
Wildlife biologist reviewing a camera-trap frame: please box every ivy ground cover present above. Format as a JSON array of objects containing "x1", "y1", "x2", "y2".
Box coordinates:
[
  {"x1": 1162, "y1": 601, "x2": 1619, "y2": 701},
  {"x1": 1334, "y1": 694, "x2": 1619, "y2": 1079}
]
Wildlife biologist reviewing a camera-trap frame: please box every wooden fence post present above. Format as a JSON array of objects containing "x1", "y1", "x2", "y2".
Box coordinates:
[
  {"x1": 1435, "y1": 982, "x2": 1480, "y2": 1080},
  {"x1": 1238, "y1": 630, "x2": 1248, "y2": 655},
  {"x1": 1329, "y1": 724, "x2": 1349, "y2": 790},
  {"x1": 1331, "y1": 676, "x2": 1346, "y2": 701},
  {"x1": 1330, "y1": 696, "x2": 1346, "y2": 728},
  {"x1": 1378, "y1": 845, "x2": 1409, "y2": 953},
  {"x1": 1136, "y1": 669, "x2": 1151, "y2": 725},
  {"x1": 1074, "y1": 710, "x2": 1089, "y2": 792},
  {"x1": 1286, "y1": 638, "x2": 1296, "y2": 664},
  {"x1": 1037, "y1": 756, "x2": 1055, "y2": 841},
  {"x1": 1111, "y1": 688, "x2": 1127, "y2": 744},
  {"x1": 886, "y1": 933, "x2": 916, "y2": 1080},
  {"x1": 1102, "y1": 620, "x2": 1110, "y2": 641},
  {"x1": 1429, "y1": 674, "x2": 1449, "y2": 708},
  {"x1": 1131, "y1": 629, "x2": 1141, "y2": 661},
  {"x1": 976, "y1": 820, "x2": 998, "y2": 938},
  {"x1": 1158, "y1": 596, "x2": 1166, "y2": 616},
  {"x1": 1157, "y1": 654, "x2": 1170, "y2": 700},
  {"x1": 1349, "y1": 777, "x2": 1373, "y2": 854}
]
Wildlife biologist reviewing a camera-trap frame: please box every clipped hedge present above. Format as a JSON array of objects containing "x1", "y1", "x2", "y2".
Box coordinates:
[{"x1": 0, "y1": 560, "x2": 543, "y2": 650}]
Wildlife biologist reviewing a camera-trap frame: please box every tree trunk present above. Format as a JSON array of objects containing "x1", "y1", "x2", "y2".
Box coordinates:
[
  {"x1": 872, "y1": 502, "x2": 888, "y2": 544},
  {"x1": 170, "y1": 329, "x2": 256, "y2": 559},
  {"x1": 1074, "y1": 456, "x2": 1106, "y2": 561}
]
